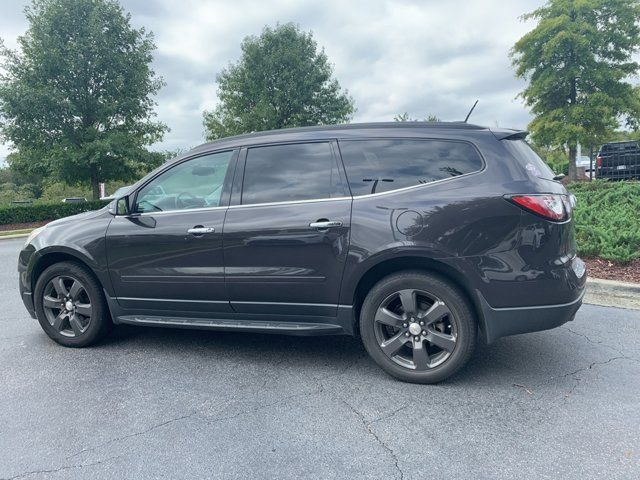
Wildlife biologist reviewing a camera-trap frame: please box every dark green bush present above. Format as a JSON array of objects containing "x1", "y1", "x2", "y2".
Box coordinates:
[
  {"x1": 568, "y1": 181, "x2": 640, "y2": 263},
  {"x1": 0, "y1": 201, "x2": 108, "y2": 225}
]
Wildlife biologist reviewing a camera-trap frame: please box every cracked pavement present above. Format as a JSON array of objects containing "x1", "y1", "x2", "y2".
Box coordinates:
[{"x1": 0, "y1": 238, "x2": 639, "y2": 479}]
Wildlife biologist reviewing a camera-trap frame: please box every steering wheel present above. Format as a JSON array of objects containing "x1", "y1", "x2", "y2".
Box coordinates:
[{"x1": 176, "y1": 192, "x2": 203, "y2": 209}]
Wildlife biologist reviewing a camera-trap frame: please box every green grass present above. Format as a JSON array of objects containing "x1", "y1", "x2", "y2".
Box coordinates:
[{"x1": 568, "y1": 181, "x2": 640, "y2": 263}]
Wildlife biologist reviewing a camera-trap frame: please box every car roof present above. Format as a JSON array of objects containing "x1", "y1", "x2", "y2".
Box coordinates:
[
  {"x1": 600, "y1": 141, "x2": 639, "y2": 149},
  {"x1": 184, "y1": 122, "x2": 525, "y2": 157}
]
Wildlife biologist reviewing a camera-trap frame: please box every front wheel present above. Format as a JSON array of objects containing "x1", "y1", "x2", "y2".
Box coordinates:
[
  {"x1": 33, "y1": 261, "x2": 112, "y2": 347},
  {"x1": 360, "y1": 271, "x2": 477, "y2": 383}
]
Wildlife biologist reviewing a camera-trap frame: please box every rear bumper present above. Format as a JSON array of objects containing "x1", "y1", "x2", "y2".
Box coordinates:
[
  {"x1": 477, "y1": 287, "x2": 585, "y2": 344},
  {"x1": 596, "y1": 166, "x2": 640, "y2": 179}
]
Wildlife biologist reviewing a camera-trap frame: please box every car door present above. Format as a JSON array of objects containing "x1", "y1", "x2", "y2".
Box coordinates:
[
  {"x1": 223, "y1": 141, "x2": 352, "y2": 318},
  {"x1": 106, "y1": 149, "x2": 237, "y2": 314}
]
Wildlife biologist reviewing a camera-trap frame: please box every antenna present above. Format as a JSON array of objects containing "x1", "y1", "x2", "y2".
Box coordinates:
[{"x1": 464, "y1": 100, "x2": 479, "y2": 123}]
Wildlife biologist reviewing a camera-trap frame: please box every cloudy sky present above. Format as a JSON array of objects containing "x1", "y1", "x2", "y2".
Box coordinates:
[{"x1": 0, "y1": 0, "x2": 544, "y2": 164}]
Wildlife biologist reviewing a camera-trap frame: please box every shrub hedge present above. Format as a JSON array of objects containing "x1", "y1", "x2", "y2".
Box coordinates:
[
  {"x1": 0, "y1": 200, "x2": 108, "y2": 225},
  {"x1": 568, "y1": 181, "x2": 640, "y2": 263}
]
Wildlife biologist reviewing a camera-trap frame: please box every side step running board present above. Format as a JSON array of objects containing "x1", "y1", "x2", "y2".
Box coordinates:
[{"x1": 116, "y1": 315, "x2": 344, "y2": 336}]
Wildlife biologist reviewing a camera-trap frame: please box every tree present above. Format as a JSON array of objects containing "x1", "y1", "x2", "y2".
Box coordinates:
[
  {"x1": 0, "y1": 0, "x2": 167, "y2": 200},
  {"x1": 394, "y1": 113, "x2": 440, "y2": 122},
  {"x1": 204, "y1": 23, "x2": 355, "y2": 140},
  {"x1": 511, "y1": 0, "x2": 640, "y2": 181}
]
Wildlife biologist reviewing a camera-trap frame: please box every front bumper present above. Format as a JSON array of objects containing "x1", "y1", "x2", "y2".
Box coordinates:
[
  {"x1": 21, "y1": 291, "x2": 36, "y2": 319},
  {"x1": 477, "y1": 287, "x2": 585, "y2": 344},
  {"x1": 18, "y1": 245, "x2": 37, "y2": 319}
]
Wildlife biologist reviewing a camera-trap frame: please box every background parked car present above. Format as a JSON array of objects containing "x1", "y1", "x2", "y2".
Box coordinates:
[
  {"x1": 596, "y1": 141, "x2": 640, "y2": 180},
  {"x1": 575, "y1": 155, "x2": 594, "y2": 177}
]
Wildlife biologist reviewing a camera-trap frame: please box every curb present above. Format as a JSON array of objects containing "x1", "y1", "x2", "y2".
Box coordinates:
[
  {"x1": 585, "y1": 277, "x2": 640, "y2": 310},
  {"x1": 0, "y1": 232, "x2": 30, "y2": 240}
]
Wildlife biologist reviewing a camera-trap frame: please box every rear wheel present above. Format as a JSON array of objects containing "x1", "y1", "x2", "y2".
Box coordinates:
[
  {"x1": 360, "y1": 271, "x2": 476, "y2": 383},
  {"x1": 34, "y1": 262, "x2": 111, "y2": 347}
]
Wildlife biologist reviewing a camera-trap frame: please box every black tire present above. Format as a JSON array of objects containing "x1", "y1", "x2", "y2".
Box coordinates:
[
  {"x1": 33, "y1": 261, "x2": 112, "y2": 347},
  {"x1": 359, "y1": 271, "x2": 476, "y2": 384}
]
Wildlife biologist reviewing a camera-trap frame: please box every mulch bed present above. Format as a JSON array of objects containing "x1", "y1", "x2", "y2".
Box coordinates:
[
  {"x1": 0, "y1": 221, "x2": 49, "y2": 232},
  {"x1": 584, "y1": 257, "x2": 640, "y2": 284}
]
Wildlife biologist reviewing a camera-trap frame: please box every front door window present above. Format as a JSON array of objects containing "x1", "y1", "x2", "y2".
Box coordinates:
[{"x1": 135, "y1": 151, "x2": 234, "y2": 213}]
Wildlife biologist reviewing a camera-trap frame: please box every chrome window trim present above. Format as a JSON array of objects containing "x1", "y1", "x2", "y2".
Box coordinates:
[
  {"x1": 133, "y1": 205, "x2": 228, "y2": 217},
  {"x1": 130, "y1": 195, "x2": 352, "y2": 216},
  {"x1": 128, "y1": 169, "x2": 483, "y2": 215},
  {"x1": 350, "y1": 168, "x2": 483, "y2": 200},
  {"x1": 228, "y1": 195, "x2": 352, "y2": 210}
]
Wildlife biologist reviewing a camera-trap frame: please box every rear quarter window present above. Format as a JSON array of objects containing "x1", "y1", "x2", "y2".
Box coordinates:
[
  {"x1": 503, "y1": 140, "x2": 555, "y2": 180},
  {"x1": 338, "y1": 139, "x2": 483, "y2": 196}
]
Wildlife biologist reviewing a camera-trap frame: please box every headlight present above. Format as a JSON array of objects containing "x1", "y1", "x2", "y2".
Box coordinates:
[{"x1": 25, "y1": 226, "x2": 45, "y2": 246}]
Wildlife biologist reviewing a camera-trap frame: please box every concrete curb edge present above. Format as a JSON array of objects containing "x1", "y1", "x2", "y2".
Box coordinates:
[
  {"x1": 0, "y1": 233, "x2": 30, "y2": 240},
  {"x1": 585, "y1": 277, "x2": 640, "y2": 310}
]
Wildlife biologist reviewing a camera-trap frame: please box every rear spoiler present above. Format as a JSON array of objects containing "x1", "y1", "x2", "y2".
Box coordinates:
[{"x1": 491, "y1": 129, "x2": 528, "y2": 141}]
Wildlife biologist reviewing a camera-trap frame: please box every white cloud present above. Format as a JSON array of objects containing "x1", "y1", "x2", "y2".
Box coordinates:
[{"x1": 0, "y1": 0, "x2": 544, "y2": 164}]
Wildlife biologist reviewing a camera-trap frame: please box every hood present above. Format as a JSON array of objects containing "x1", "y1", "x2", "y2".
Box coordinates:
[{"x1": 46, "y1": 206, "x2": 110, "y2": 228}]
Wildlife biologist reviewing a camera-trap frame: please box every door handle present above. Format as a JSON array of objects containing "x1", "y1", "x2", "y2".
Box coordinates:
[
  {"x1": 187, "y1": 226, "x2": 215, "y2": 235},
  {"x1": 309, "y1": 220, "x2": 342, "y2": 229}
]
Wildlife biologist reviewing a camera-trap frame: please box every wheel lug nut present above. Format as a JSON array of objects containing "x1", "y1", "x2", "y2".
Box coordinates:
[
  {"x1": 419, "y1": 321, "x2": 424, "y2": 326},
  {"x1": 422, "y1": 330, "x2": 427, "y2": 336},
  {"x1": 414, "y1": 336, "x2": 420, "y2": 341},
  {"x1": 403, "y1": 323, "x2": 408, "y2": 328}
]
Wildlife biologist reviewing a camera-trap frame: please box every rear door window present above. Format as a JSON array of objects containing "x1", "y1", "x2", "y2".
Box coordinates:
[
  {"x1": 241, "y1": 142, "x2": 345, "y2": 205},
  {"x1": 338, "y1": 139, "x2": 483, "y2": 196}
]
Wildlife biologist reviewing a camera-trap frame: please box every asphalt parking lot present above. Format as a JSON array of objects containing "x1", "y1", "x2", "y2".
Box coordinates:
[{"x1": 1, "y1": 237, "x2": 639, "y2": 480}]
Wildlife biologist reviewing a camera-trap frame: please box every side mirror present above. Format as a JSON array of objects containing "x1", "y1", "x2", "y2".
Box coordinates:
[{"x1": 109, "y1": 195, "x2": 131, "y2": 215}]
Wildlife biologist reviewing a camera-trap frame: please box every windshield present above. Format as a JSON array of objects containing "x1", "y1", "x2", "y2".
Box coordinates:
[
  {"x1": 113, "y1": 186, "x2": 131, "y2": 197},
  {"x1": 503, "y1": 139, "x2": 556, "y2": 180}
]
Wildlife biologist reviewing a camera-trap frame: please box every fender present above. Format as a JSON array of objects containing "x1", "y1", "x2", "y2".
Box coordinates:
[
  {"x1": 339, "y1": 245, "x2": 461, "y2": 306},
  {"x1": 28, "y1": 243, "x2": 115, "y2": 297}
]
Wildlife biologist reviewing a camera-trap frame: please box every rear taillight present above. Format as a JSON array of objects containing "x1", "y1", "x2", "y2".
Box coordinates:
[
  {"x1": 508, "y1": 194, "x2": 568, "y2": 221},
  {"x1": 596, "y1": 156, "x2": 602, "y2": 167}
]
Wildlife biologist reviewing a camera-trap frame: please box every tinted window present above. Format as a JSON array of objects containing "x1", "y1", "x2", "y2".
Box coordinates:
[
  {"x1": 338, "y1": 139, "x2": 483, "y2": 195},
  {"x1": 135, "y1": 151, "x2": 234, "y2": 212},
  {"x1": 503, "y1": 140, "x2": 555, "y2": 180},
  {"x1": 242, "y1": 143, "x2": 344, "y2": 204}
]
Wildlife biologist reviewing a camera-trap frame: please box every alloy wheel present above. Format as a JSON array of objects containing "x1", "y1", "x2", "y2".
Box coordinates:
[
  {"x1": 373, "y1": 288, "x2": 457, "y2": 370},
  {"x1": 41, "y1": 275, "x2": 93, "y2": 338}
]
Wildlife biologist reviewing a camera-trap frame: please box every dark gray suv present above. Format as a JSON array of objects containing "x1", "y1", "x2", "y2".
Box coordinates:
[{"x1": 18, "y1": 122, "x2": 586, "y2": 383}]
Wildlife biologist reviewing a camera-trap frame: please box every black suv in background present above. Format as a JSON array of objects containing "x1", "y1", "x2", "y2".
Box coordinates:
[
  {"x1": 19, "y1": 122, "x2": 586, "y2": 383},
  {"x1": 596, "y1": 141, "x2": 640, "y2": 180}
]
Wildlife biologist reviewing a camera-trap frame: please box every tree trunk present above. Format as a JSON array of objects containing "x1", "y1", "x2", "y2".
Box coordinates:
[
  {"x1": 568, "y1": 145, "x2": 578, "y2": 182},
  {"x1": 90, "y1": 165, "x2": 100, "y2": 201}
]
